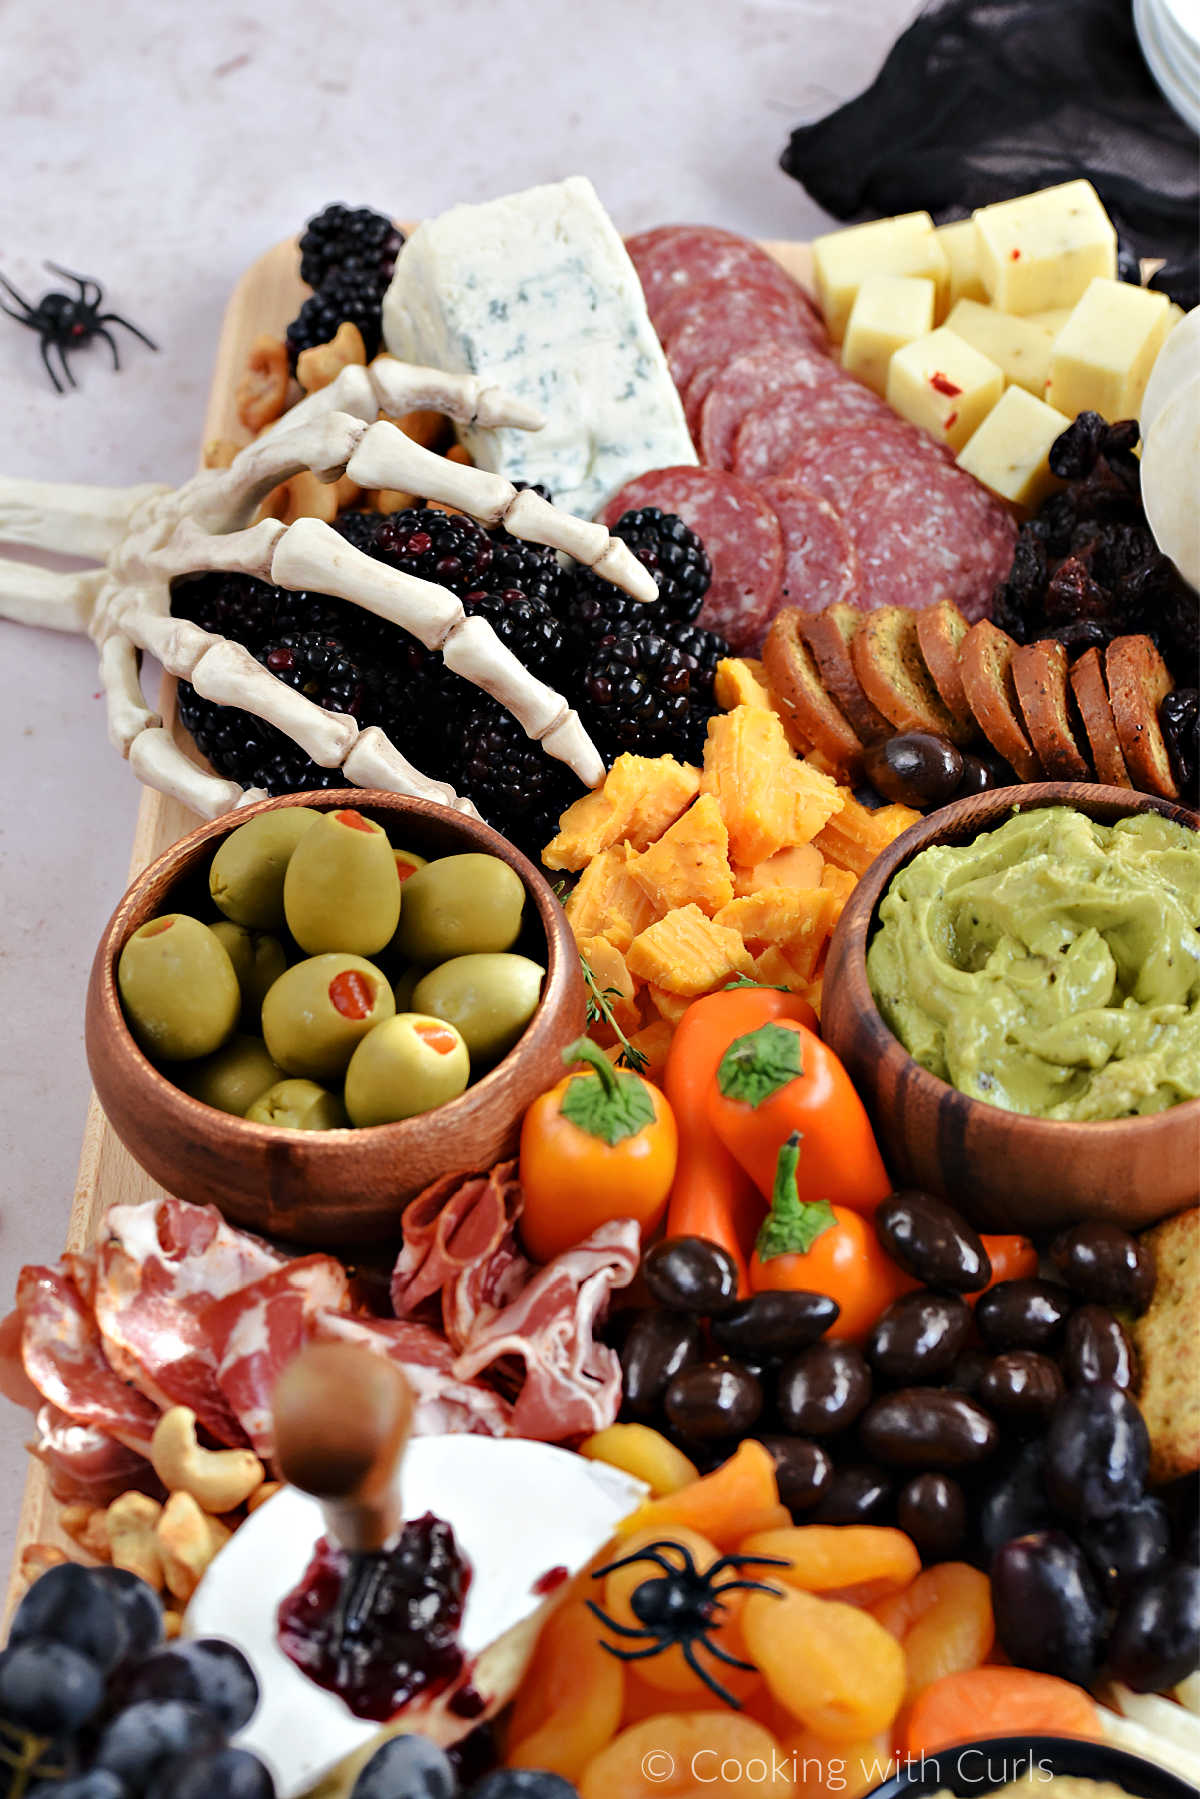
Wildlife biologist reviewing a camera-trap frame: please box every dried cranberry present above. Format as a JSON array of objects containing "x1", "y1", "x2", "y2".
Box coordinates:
[
  {"x1": 1050, "y1": 412, "x2": 1108, "y2": 481},
  {"x1": 1045, "y1": 557, "x2": 1111, "y2": 624},
  {"x1": 1160, "y1": 690, "x2": 1200, "y2": 805}
]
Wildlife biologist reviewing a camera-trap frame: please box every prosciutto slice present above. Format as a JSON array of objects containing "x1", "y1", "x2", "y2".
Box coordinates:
[
  {"x1": 313, "y1": 1311, "x2": 512, "y2": 1439},
  {"x1": 390, "y1": 1162, "x2": 528, "y2": 1352},
  {"x1": 32, "y1": 1405, "x2": 161, "y2": 1506},
  {"x1": 207, "y1": 1257, "x2": 351, "y2": 1458},
  {"x1": 15, "y1": 1264, "x2": 158, "y2": 1450},
  {"x1": 453, "y1": 1219, "x2": 641, "y2": 1442},
  {"x1": 92, "y1": 1200, "x2": 288, "y2": 1447}
]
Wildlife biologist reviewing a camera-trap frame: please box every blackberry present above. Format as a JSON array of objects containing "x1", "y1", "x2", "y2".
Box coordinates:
[
  {"x1": 610, "y1": 506, "x2": 712, "y2": 622},
  {"x1": 560, "y1": 578, "x2": 669, "y2": 664},
  {"x1": 331, "y1": 509, "x2": 385, "y2": 556},
  {"x1": 659, "y1": 618, "x2": 728, "y2": 698},
  {"x1": 486, "y1": 536, "x2": 571, "y2": 612},
  {"x1": 453, "y1": 695, "x2": 584, "y2": 856},
  {"x1": 286, "y1": 270, "x2": 386, "y2": 366},
  {"x1": 256, "y1": 632, "x2": 366, "y2": 718},
  {"x1": 170, "y1": 572, "x2": 279, "y2": 650},
  {"x1": 176, "y1": 684, "x2": 342, "y2": 795},
  {"x1": 579, "y1": 631, "x2": 699, "y2": 760},
  {"x1": 298, "y1": 204, "x2": 403, "y2": 292},
  {"x1": 461, "y1": 589, "x2": 565, "y2": 681},
  {"x1": 371, "y1": 508, "x2": 495, "y2": 594}
]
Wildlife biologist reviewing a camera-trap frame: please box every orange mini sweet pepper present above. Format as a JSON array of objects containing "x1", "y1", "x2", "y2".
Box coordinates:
[{"x1": 707, "y1": 1016, "x2": 892, "y2": 1214}]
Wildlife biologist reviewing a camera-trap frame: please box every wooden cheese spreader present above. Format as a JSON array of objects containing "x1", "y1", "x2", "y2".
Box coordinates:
[{"x1": 186, "y1": 1342, "x2": 646, "y2": 1798}]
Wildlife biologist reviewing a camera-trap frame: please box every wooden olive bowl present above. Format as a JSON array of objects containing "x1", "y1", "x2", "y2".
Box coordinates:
[
  {"x1": 822, "y1": 782, "x2": 1200, "y2": 1234},
  {"x1": 85, "y1": 790, "x2": 586, "y2": 1246}
]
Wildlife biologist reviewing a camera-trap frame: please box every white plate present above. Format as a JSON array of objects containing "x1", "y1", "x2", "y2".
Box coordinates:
[{"x1": 1135, "y1": 0, "x2": 1200, "y2": 131}]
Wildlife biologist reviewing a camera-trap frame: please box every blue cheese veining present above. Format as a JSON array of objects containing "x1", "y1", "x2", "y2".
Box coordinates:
[{"x1": 381, "y1": 177, "x2": 697, "y2": 521}]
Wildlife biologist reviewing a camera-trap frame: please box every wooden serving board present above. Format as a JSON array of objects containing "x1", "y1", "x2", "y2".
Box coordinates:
[{"x1": 4, "y1": 230, "x2": 815, "y2": 1611}]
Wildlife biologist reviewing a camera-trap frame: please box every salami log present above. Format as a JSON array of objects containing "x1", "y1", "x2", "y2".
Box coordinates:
[
  {"x1": 731, "y1": 382, "x2": 893, "y2": 483},
  {"x1": 846, "y1": 461, "x2": 1016, "y2": 620},
  {"x1": 698, "y1": 340, "x2": 839, "y2": 470},
  {"x1": 758, "y1": 478, "x2": 860, "y2": 613},
  {"x1": 603, "y1": 466, "x2": 785, "y2": 652}
]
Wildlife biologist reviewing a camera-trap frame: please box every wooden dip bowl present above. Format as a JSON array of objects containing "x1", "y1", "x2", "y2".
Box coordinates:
[
  {"x1": 85, "y1": 790, "x2": 586, "y2": 1246},
  {"x1": 822, "y1": 782, "x2": 1200, "y2": 1234}
]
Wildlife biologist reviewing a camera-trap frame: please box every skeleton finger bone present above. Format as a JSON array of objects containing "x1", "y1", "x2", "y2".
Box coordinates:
[
  {"x1": 129, "y1": 728, "x2": 259, "y2": 820},
  {"x1": 0, "y1": 558, "x2": 103, "y2": 631},
  {"x1": 342, "y1": 728, "x2": 482, "y2": 817},
  {"x1": 0, "y1": 477, "x2": 168, "y2": 560},
  {"x1": 99, "y1": 631, "x2": 160, "y2": 753},
  {"x1": 344, "y1": 422, "x2": 657, "y2": 602}
]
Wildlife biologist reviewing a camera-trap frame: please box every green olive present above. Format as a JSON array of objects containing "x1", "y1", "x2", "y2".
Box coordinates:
[
  {"x1": 209, "y1": 922, "x2": 289, "y2": 1017},
  {"x1": 284, "y1": 809, "x2": 401, "y2": 956},
  {"x1": 179, "y1": 1034, "x2": 284, "y2": 1116},
  {"x1": 261, "y1": 953, "x2": 395, "y2": 1083},
  {"x1": 393, "y1": 853, "x2": 526, "y2": 965},
  {"x1": 209, "y1": 808, "x2": 319, "y2": 930},
  {"x1": 412, "y1": 953, "x2": 544, "y2": 1065},
  {"x1": 344, "y1": 1013, "x2": 470, "y2": 1126},
  {"x1": 118, "y1": 914, "x2": 240, "y2": 1062},
  {"x1": 391, "y1": 846, "x2": 428, "y2": 885},
  {"x1": 392, "y1": 964, "x2": 422, "y2": 1012},
  {"x1": 245, "y1": 1079, "x2": 347, "y2": 1130}
]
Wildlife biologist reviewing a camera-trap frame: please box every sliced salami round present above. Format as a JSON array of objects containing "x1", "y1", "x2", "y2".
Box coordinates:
[
  {"x1": 847, "y1": 461, "x2": 1018, "y2": 620},
  {"x1": 698, "y1": 340, "x2": 840, "y2": 470},
  {"x1": 653, "y1": 270, "x2": 825, "y2": 354},
  {"x1": 625, "y1": 225, "x2": 818, "y2": 329},
  {"x1": 602, "y1": 466, "x2": 785, "y2": 652},
  {"x1": 731, "y1": 381, "x2": 894, "y2": 483},
  {"x1": 758, "y1": 478, "x2": 860, "y2": 613},
  {"x1": 683, "y1": 361, "x2": 724, "y2": 439},
  {"x1": 666, "y1": 292, "x2": 820, "y2": 395},
  {"x1": 776, "y1": 418, "x2": 947, "y2": 514}
]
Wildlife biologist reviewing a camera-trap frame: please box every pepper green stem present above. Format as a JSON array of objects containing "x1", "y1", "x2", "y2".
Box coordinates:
[
  {"x1": 755, "y1": 1131, "x2": 837, "y2": 1261},
  {"x1": 563, "y1": 1034, "x2": 618, "y2": 1095}
]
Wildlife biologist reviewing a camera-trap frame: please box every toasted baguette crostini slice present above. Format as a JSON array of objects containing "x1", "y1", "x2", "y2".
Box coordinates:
[
  {"x1": 1012, "y1": 640, "x2": 1093, "y2": 782},
  {"x1": 916, "y1": 598, "x2": 975, "y2": 736},
  {"x1": 1135, "y1": 1206, "x2": 1200, "y2": 1486},
  {"x1": 1070, "y1": 646, "x2": 1133, "y2": 788},
  {"x1": 851, "y1": 605, "x2": 972, "y2": 744},
  {"x1": 799, "y1": 602, "x2": 892, "y2": 744},
  {"x1": 958, "y1": 619, "x2": 1043, "y2": 782},
  {"x1": 1105, "y1": 635, "x2": 1180, "y2": 801},
  {"x1": 763, "y1": 609, "x2": 864, "y2": 778}
]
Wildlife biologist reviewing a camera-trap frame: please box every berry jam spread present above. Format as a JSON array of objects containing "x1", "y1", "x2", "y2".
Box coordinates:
[{"x1": 276, "y1": 1513, "x2": 471, "y2": 1721}]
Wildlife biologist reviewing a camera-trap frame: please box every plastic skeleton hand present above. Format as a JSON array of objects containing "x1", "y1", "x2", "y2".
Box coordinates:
[{"x1": 0, "y1": 357, "x2": 656, "y2": 820}]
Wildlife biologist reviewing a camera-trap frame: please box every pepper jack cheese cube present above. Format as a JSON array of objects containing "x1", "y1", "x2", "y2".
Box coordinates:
[
  {"x1": 973, "y1": 180, "x2": 1117, "y2": 315},
  {"x1": 1027, "y1": 307, "x2": 1075, "y2": 339},
  {"x1": 1047, "y1": 277, "x2": 1173, "y2": 422},
  {"x1": 842, "y1": 275, "x2": 936, "y2": 396},
  {"x1": 886, "y1": 327, "x2": 1004, "y2": 452},
  {"x1": 946, "y1": 299, "x2": 1053, "y2": 397},
  {"x1": 956, "y1": 387, "x2": 1071, "y2": 509},
  {"x1": 934, "y1": 219, "x2": 988, "y2": 312},
  {"x1": 812, "y1": 212, "x2": 948, "y2": 341}
]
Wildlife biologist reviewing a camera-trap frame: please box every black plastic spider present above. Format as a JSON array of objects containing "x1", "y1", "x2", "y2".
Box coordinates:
[
  {"x1": 587, "y1": 1537, "x2": 786, "y2": 1708},
  {"x1": 0, "y1": 262, "x2": 157, "y2": 393}
]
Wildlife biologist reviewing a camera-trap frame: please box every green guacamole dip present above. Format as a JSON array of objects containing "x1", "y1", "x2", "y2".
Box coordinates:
[{"x1": 866, "y1": 807, "x2": 1200, "y2": 1122}]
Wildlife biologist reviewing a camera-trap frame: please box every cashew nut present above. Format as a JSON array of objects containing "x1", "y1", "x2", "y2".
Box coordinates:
[
  {"x1": 150, "y1": 1407, "x2": 265, "y2": 1514},
  {"x1": 106, "y1": 1492, "x2": 164, "y2": 1589},
  {"x1": 296, "y1": 320, "x2": 366, "y2": 394},
  {"x1": 156, "y1": 1491, "x2": 232, "y2": 1604},
  {"x1": 61, "y1": 1503, "x2": 113, "y2": 1562},
  {"x1": 236, "y1": 332, "x2": 290, "y2": 433},
  {"x1": 246, "y1": 1480, "x2": 283, "y2": 1514},
  {"x1": 20, "y1": 1543, "x2": 68, "y2": 1584}
]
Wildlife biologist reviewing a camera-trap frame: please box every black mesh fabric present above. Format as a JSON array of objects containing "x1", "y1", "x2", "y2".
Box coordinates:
[{"x1": 781, "y1": 0, "x2": 1199, "y2": 308}]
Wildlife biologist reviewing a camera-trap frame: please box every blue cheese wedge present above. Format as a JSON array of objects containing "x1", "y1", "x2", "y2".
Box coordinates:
[{"x1": 381, "y1": 177, "x2": 696, "y2": 520}]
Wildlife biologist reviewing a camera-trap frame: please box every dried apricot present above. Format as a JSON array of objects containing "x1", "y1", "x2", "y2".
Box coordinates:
[
  {"x1": 741, "y1": 1585, "x2": 906, "y2": 1742},
  {"x1": 580, "y1": 1424, "x2": 699, "y2": 1497},
  {"x1": 597, "y1": 1527, "x2": 760, "y2": 1705},
  {"x1": 738, "y1": 1525, "x2": 920, "y2": 1607},
  {"x1": 782, "y1": 1727, "x2": 894, "y2": 1799},
  {"x1": 871, "y1": 1562, "x2": 994, "y2": 1700},
  {"x1": 579, "y1": 1711, "x2": 796, "y2": 1798},
  {"x1": 506, "y1": 1599, "x2": 623, "y2": 1780},
  {"x1": 617, "y1": 1440, "x2": 785, "y2": 1550},
  {"x1": 902, "y1": 1666, "x2": 1100, "y2": 1755}
]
